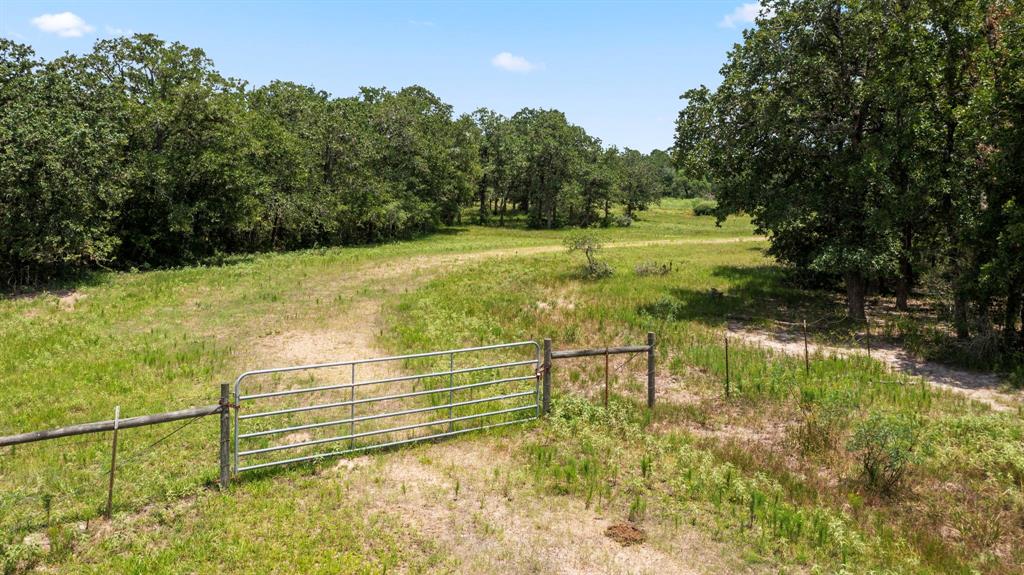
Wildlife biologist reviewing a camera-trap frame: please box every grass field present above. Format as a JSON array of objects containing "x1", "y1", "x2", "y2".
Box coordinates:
[{"x1": 2, "y1": 199, "x2": 1022, "y2": 574}]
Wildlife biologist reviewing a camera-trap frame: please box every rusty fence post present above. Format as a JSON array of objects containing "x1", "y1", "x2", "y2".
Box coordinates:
[
  {"x1": 542, "y1": 338, "x2": 552, "y2": 415},
  {"x1": 647, "y1": 332, "x2": 656, "y2": 408},
  {"x1": 724, "y1": 334, "x2": 731, "y2": 398},
  {"x1": 802, "y1": 319, "x2": 810, "y2": 375}
]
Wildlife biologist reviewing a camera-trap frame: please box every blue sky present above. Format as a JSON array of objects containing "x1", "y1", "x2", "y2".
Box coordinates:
[{"x1": 1, "y1": 1, "x2": 763, "y2": 152}]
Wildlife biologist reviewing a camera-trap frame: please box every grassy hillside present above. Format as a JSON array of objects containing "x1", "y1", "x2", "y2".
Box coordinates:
[{"x1": 2, "y1": 199, "x2": 1022, "y2": 574}]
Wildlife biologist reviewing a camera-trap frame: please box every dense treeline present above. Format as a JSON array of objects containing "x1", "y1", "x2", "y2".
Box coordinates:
[
  {"x1": 0, "y1": 34, "x2": 693, "y2": 286},
  {"x1": 676, "y1": 0, "x2": 1023, "y2": 355}
]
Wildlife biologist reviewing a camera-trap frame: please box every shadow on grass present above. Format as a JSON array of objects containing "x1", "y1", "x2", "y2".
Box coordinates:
[
  {"x1": 639, "y1": 265, "x2": 845, "y2": 327},
  {"x1": 1, "y1": 270, "x2": 109, "y2": 302}
]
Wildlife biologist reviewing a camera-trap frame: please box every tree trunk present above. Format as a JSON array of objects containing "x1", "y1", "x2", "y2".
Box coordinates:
[
  {"x1": 953, "y1": 288, "x2": 970, "y2": 339},
  {"x1": 895, "y1": 227, "x2": 913, "y2": 312},
  {"x1": 1004, "y1": 281, "x2": 1022, "y2": 349},
  {"x1": 499, "y1": 196, "x2": 507, "y2": 227},
  {"x1": 478, "y1": 188, "x2": 488, "y2": 224},
  {"x1": 844, "y1": 271, "x2": 867, "y2": 321},
  {"x1": 895, "y1": 256, "x2": 913, "y2": 311},
  {"x1": 1020, "y1": 298, "x2": 1024, "y2": 351}
]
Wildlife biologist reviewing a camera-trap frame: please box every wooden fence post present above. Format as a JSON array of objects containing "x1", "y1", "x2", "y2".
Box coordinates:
[
  {"x1": 105, "y1": 406, "x2": 120, "y2": 519},
  {"x1": 219, "y1": 383, "x2": 231, "y2": 490},
  {"x1": 647, "y1": 332, "x2": 656, "y2": 408},
  {"x1": 542, "y1": 338, "x2": 552, "y2": 415}
]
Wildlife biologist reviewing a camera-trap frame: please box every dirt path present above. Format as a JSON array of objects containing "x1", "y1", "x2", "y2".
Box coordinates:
[
  {"x1": 244, "y1": 237, "x2": 766, "y2": 574},
  {"x1": 338, "y1": 440, "x2": 758, "y2": 575},
  {"x1": 254, "y1": 236, "x2": 763, "y2": 367},
  {"x1": 727, "y1": 322, "x2": 1020, "y2": 413}
]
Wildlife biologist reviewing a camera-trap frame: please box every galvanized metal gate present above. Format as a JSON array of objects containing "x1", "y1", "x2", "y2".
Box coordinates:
[{"x1": 232, "y1": 341, "x2": 540, "y2": 473}]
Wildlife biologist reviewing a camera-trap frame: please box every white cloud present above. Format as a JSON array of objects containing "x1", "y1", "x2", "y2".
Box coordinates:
[
  {"x1": 31, "y1": 12, "x2": 94, "y2": 37},
  {"x1": 408, "y1": 19, "x2": 435, "y2": 28},
  {"x1": 491, "y1": 52, "x2": 540, "y2": 73},
  {"x1": 719, "y1": 2, "x2": 770, "y2": 28}
]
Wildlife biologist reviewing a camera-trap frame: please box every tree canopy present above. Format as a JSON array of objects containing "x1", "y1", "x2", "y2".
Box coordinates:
[
  {"x1": 0, "y1": 34, "x2": 679, "y2": 285},
  {"x1": 675, "y1": 0, "x2": 1023, "y2": 354}
]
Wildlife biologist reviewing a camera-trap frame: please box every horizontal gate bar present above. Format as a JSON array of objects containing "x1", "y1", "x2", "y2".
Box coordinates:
[
  {"x1": 239, "y1": 389, "x2": 536, "y2": 439},
  {"x1": 240, "y1": 359, "x2": 536, "y2": 401},
  {"x1": 238, "y1": 374, "x2": 534, "y2": 421},
  {"x1": 239, "y1": 404, "x2": 535, "y2": 457},
  {"x1": 551, "y1": 345, "x2": 651, "y2": 359},
  {"x1": 0, "y1": 405, "x2": 221, "y2": 448},
  {"x1": 237, "y1": 417, "x2": 534, "y2": 472},
  {"x1": 234, "y1": 341, "x2": 539, "y2": 382}
]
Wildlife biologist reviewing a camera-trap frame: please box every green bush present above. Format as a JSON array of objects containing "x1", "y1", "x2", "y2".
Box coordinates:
[
  {"x1": 692, "y1": 199, "x2": 717, "y2": 216},
  {"x1": 847, "y1": 413, "x2": 921, "y2": 495}
]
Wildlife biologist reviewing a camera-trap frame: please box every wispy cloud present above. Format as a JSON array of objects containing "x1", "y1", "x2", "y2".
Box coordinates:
[
  {"x1": 105, "y1": 25, "x2": 132, "y2": 37},
  {"x1": 31, "y1": 12, "x2": 94, "y2": 37},
  {"x1": 408, "y1": 19, "x2": 435, "y2": 28},
  {"x1": 491, "y1": 51, "x2": 541, "y2": 73},
  {"x1": 719, "y1": 2, "x2": 771, "y2": 28}
]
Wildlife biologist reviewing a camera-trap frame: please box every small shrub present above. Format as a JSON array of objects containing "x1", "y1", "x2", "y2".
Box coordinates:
[
  {"x1": 634, "y1": 261, "x2": 672, "y2": 277},
  {"x1": 795, "y1": 391, "x2": 855, "y2": 456},
  {"x1": 564, "y1": 231, "x2": 613, "y2": 279},
  {"x1": 614, "y1": 214, "x2": 632, "y2": 227},
  {"x1": 692, "y1": 199, "x2": 717, "y2": 216},
  {"x1": 628, "y1": 494, "x2": 647, "y2": 522},
  {"x1": 847, "y1": 413, "x2": 921, "y2": 495},
  {"x1": 0, "y1": 541, "x2": 40, "y2": 575},
  {"x1": 46, "y1": 525, "x2": 75, "y2": 562},
  {"x1": 1008, "y1": 364, "x2": 1024, "y2": 389}
]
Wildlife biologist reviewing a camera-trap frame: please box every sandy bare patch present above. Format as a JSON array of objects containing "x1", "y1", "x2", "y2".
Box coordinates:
[
  {"x1": 653, "y1": 373, "x2": 705, "y2": 406},
  {"x1": 253, "y1": 299, "x2": 383, "y2": 367},
  {"x1": 345, "y1": 439, "x2": 758, "y2": 575},
  {"x1": 331, "y1": 455, "x2": 372, "y2": 472},
  {"x1": 22, "y1": 531, "x2": 50, "y2": 553},
  {"x1": 727, "y1": 322, "x2": 1020, "y2": 413},
  {"x1": 57, "y1": 291, "x2": 86, "y2": 311},
  {"x1": 281, "y1": 431, "x2": 313, "y2": 445}
]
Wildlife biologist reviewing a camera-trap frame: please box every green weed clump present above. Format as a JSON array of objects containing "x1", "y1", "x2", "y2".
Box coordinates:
[
  {"x1": 796, "y1": 391, "x2": 855, "y2": 457},
  {"x1": 634, "y1": 261, "x2": 673, "y2": 277},
  {"x1": 0, "y1": 539, "x2": 40, "y2": 575},
  {"x1": 847, "y1": 413, "x2": 923, "y2": 495}
]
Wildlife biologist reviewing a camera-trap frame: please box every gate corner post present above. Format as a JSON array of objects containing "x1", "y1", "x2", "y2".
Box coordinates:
[
  {"x1": 219, "y1": 383, "x2": 231, "y2": 490},
  {"x1": 647, "y1": 332, "x2": 656, "y2": 408},
  {"x1": 542, "y1": 338, "x2": 552, "y2": 415}
]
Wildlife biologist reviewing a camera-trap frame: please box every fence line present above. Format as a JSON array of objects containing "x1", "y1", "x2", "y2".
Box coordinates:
[{"x1": 1, "y1": 334, "x2": 659, "y2": 524}]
